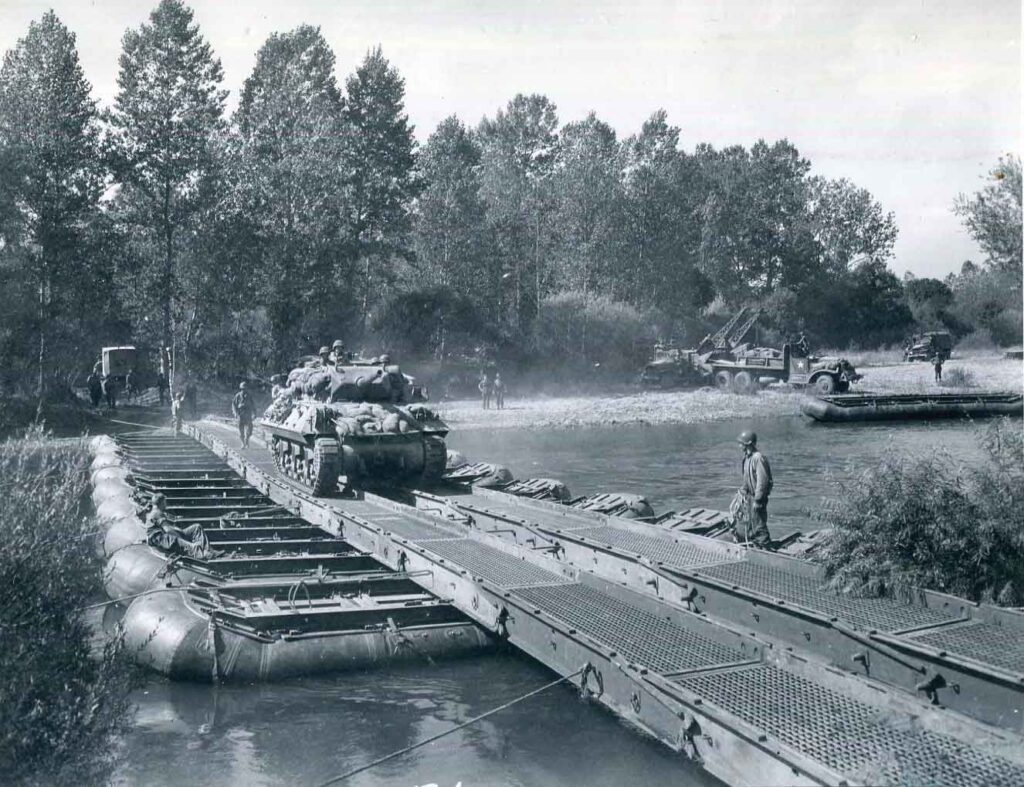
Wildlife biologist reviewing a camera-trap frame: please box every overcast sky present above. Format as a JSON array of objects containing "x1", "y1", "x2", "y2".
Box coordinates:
[{"x1": 1, "y1": 0, "x2": 1019, "y2": 279}]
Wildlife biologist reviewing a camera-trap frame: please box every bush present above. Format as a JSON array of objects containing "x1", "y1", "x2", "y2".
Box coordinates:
[
  {"x1": 955, "y1": 328, "x2": 999, "y2": 353},
  {"x1": 939, "y1": 367, "x2": 976, "y2": 388},
  {"x1": 533, "y1": 292, "x2": 658, "y2": 375},
  {"x1": 816, "y1": 419, "x2": 1024, "y2": 604},
  {"x1": 0, "y1": 428, "x2": 135, "y2": 783}
]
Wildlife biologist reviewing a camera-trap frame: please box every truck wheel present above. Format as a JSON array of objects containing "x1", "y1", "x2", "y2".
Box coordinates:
[
  {"x1": 732, "y1": 371, "x2": 754, "y2": 394},
  {"x1": 714, "y1": 371, "x2": 733, "y2": 390},
  {"x1": 815, "y1": 375, "x2": 836, "y2": 395}
]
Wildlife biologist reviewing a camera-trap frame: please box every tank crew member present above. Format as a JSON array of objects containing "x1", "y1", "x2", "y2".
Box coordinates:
[
  {"x1": 87, "y1": 368, "x2": 102, "y2": 407},
  {"x1": 145, "y1": 493, "x2": 213, "y2": 558},
  {"x1": 494, "y1": 373, "x2": 506, "y2": 410},
  {"x1": 232, "y1": 382, "x2": 255, "y2": 448},
  {"x1": 317, "y1": 346, "x2": 332, "y2": 368},
  {"x1": 157, "y1": 370, "x2": 169, "y2": 406},
  {"x1": 330, "y1": 340, "x2": 347, "y2": 366},
  {"x1": 478, "y1": 375, "x2": 492, "y2": 410},
  {"x1": 737, "y1": 430, "x2": 773, "y2": 549},
  {"x1": 932, "y1": 354, "x2": 943, "y2": 383},
  {"x1": 171, "y1": 392, "x2": 184, "y2": 437},
  {"x1": 270, "y1": 374, "x2": 285, "y2": 400},
  {"x1": 102, "y1": 374, "x2": 118, "y2": 410}
]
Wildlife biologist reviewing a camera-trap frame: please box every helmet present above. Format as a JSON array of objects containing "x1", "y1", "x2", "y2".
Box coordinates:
[
  {"x1": 318, "y1": 346, "x2": 330, "y2": 355},
  {"x1": 737, "y1": 430, "x2": 757, "y2": 447},
  {"x1": 332, "y1": 340, "x2": 345, "y2": 350},
  {"x1": 379, "y1": 354, "x2": 391, "y2": 364},
  {"x1": 239, "y1": 381, "x2": 247, "y2": 390}
]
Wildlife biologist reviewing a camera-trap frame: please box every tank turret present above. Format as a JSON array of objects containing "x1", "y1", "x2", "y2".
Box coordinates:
[{"x1": 260, "y1": 358, "x2": 448, "y2": 495}]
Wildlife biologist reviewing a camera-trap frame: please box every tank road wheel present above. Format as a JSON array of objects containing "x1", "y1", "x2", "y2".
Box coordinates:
[
  {"x1": 815, "y1": 375, "x2": 836, "y2": 395},
  {"x1": 420, "y1": 436, "x2": 447, "y2": 486},
  {"x1": 714, "y1": 370, "x2": 733, "y2": 391},
  {"x1": 311, "y1": 439, "x2": 340, "y2": 496},
  {"x1": 732, "y1": 371, "x2": 754, "y2": 395}
]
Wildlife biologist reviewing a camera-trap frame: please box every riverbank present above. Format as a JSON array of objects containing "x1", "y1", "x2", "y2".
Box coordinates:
[{"x1": 437, "y1": 355, "x2": 1023, "y2": 430}]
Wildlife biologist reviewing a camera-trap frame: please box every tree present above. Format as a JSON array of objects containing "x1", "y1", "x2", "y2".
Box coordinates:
[
  {"x1": 551, "y1": 112, "x2": 621, "y2": 301},
  {"x1": 341, "y1": 47, "x2": 420, "y2": 335},
  {"x1": 904, "y1": 277, "x2": 954, "y2": 331},
  {"x1": 478, "y1": 94, "x2": 559, "y2": 332},
  {"x1": 413, "y1": 116, "x2": 491, "y2": 301},
  {"x1": 809, "y1": 176, "x2": 898, "y2": 275},
  {"x1": 0, "y1": 11, "x2": 105, "y2": 393},
  {"x1": 620, "y1": 111, "x2": 711, "y2": 331},
  {"x1": 230, "y1": 25, "x2": 349, "y2": 364},
  {"x1": 107, "y1": 0, "x2": 226, "y2": 359},
  {"x1": 954, "y1": 155, "x2": 1022, "y2": 278}
]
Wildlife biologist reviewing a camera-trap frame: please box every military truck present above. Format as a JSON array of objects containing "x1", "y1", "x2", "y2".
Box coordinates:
[
  {"x1": 638, "y1": 344, "x2": 707, "y2": 389},
  {"x1": 707, "y1": 344, "x2": 861, "y2": 394},
  {"x1": 904, "y1": 331, "x2": 952, "y2": 362}
]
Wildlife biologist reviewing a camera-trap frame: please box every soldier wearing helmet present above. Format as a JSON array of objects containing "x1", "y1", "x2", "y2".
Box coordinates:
[
  {"x1": 317, "y1": 346, "x2": 331, "y2": 368},
  {"x1": 330, "y1": 340, "x2": 347, "y2": 367},
  {"x1": 232, "y1": 381, "x2": 255, "y2": 448},
  {"x1": 736, "y1": 430, "x2": 773, "y2": 549}
]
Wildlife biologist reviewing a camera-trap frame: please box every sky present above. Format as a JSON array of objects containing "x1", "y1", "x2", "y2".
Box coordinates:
[{"x1": 1, "y1": 0, "x2": 1019, "y2": 279}]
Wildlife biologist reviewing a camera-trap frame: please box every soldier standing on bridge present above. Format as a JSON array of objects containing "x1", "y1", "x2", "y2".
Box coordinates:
[
  {"x1": 232, "y1": 381, "x2": 255, "y2": 448},
  {"x1": 737, "y1": 430, "x2": 773, "y2": 549}
]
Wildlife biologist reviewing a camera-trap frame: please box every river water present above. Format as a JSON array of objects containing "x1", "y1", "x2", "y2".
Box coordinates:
[{"x1": 117, "y1": 415, "x2": 989, "y2": 786}]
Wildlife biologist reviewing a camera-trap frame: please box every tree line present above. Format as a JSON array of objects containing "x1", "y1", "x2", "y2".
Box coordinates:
[{"x1": 1, "y1": 2, "x2": 1020, "y2": 395}]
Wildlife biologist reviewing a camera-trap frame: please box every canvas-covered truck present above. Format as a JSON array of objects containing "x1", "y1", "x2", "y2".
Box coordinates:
[
  {"x1": 904, "y1": 331, "x2": 953, "y2": 362},
  {"x1": 707, "y1": 344, "x2": 861, "y2": 394}
]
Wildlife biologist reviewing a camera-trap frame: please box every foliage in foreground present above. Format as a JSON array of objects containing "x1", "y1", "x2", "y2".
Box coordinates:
[
  {"x1": 0, "y1": 428, "x2": 134, "y2": 784},
  {"x1": 817, "y1": 419, "x2": 1024, "y2": 605}
]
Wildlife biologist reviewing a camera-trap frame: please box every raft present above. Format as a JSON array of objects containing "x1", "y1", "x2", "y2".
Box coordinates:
[{"x1": 801, "y1": 391, "x2": 1023, "y2": 422}]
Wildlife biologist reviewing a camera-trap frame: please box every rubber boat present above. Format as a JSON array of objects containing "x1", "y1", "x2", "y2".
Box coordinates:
[{"x1": 800, "y1": 391, "x2": 1023, "y2": 422}]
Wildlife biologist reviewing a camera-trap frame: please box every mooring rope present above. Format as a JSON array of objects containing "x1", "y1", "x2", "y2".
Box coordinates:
[{"x1": 315, "y1": 666, "x2": 586, "y2": 786}]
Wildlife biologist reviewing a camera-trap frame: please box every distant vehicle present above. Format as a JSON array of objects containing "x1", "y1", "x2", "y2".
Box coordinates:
[
  {"x1": 100, "y1": 345, "x2": 168, "y2": 391},
  {"x1": 707, "y1": 343, "x2": 862, "y2": 394},
  {"x1": 639, "y1": 344, "x2": 706, "y2": 389},
  {"x1": 904, "y1": 331, "x2": 952, "y2": 362}
]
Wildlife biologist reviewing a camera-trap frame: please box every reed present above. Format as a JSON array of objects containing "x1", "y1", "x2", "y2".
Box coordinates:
[{"x1": 0, "y1": 426, "x2": 135, "y2": 784}]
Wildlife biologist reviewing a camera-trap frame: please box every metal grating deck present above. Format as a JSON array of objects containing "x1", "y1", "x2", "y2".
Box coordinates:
[
  {"x1": 908, "y1": 621, "x2": 1024, "y2": 675},
  {"x1": 514, "y1": 584, "x2": 744, "y2": 674},
  {"x1": 424, "y1": 539, "x2": 572, "y2": 588},
  {"x1": 696, "y1": 561, "x2": 956, "y2": 633},
  {"x1": 677, "y1": 665, "x2": 1024, "y2": 787},
  {"x1": 567, "y1": 526, "x2": 737, "y2": 570},
  {"x1": 354, "y1": 511, "x2": 460, "y2": 541}
]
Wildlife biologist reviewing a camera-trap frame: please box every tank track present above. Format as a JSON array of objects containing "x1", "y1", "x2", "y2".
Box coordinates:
[
  {"x1": 420, "y1": 435, "x2": 447, "y2": 485},
  {"x1": 270, "y1": 436, "x2": 339, "y2": 496}
]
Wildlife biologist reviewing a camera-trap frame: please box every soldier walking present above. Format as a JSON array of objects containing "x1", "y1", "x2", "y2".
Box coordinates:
[
  {"x1": 736, "y1": 430, "x2": 773, "y2": 549},
  {"x1": 87, "y1": 366, "x2": 102, "y2": 408},
  {"x1": 494, "y1": 373, "x2": 506, "y2": 409},
  {"x1": 232, "y1": 382, "x2": 256, "y2": 448},
  {"x1": 171, "y1": 392, "x2": 184, "y2": 438},
  {"x1": 478, "y1": 375, "x2": 492, "y2": 410},
  {"x1": 102, "y1": 374, "x2": 118, "y2": 410}
]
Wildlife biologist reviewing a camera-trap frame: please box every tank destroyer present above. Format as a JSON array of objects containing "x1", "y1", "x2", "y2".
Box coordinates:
[{"x1": 260, "y1": 358, "x2": 449, "y2": 495}]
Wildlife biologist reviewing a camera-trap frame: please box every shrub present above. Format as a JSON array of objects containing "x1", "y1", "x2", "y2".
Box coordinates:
[
  {"x1": 939, "y1": 367, "x2": 976, "y2": 388},
  {"x1": 955, "y1": 328, "x2": 998, "y2": 353},
  {"x1": 816, "y1": 419, "x2": 1024, "y2": 604},
  {"x1": 0, "y1": 427, "x2": 135, "y2": 783}
]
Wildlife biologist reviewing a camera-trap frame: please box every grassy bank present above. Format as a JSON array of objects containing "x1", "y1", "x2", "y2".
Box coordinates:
[
  {"x1": 0, "y1": 428, "x2": 135, "y2": 784},
  {"x1": 816, "y1": 419, "x2": 1024, "y2": 604}
]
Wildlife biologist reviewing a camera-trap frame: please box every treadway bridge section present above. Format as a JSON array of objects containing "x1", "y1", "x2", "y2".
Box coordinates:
[{"x1": 128, "y1": 421, "x2": 1024, "y2": 787}]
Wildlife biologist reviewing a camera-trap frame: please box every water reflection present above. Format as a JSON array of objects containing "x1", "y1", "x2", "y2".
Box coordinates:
[{"x1": 118, "y1": 655, "x2": 716, "y2": 786}]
